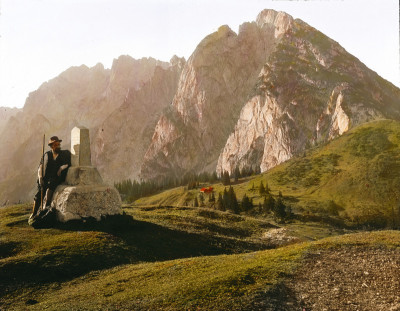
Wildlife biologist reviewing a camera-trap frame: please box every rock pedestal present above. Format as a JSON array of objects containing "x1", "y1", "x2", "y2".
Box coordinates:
[{"x1": 52, "y1": 126, "x2": 122, "y2": 222}]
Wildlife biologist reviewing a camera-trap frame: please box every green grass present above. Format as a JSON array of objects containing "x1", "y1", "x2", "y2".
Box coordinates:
[
  {"x1": 1, "y1": 204, "x2": 400, "y2": 310},
  {"x1": 0, "y1": 203, "x2": 288, "y2": 310},
  {"x1": 3, "y1": 121, "x2": 400, "y2": 309},
  {"x1": 135, "y1": 120, "x2": 400, "y2": 229}
]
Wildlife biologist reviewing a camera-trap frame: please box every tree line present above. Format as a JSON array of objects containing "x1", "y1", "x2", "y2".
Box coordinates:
[
  {"x1": 115, "y1": 171, "x2": 219, "y2": 202},
  {"x1": 221, "y1": 167, "x2": 262, "y2": 185},
  {"x1": 115, "y1": 169, "x2": 292, "y2": 221},
  {"x1": 115, "y1": 167, "x2": 258, "y2": 202}
]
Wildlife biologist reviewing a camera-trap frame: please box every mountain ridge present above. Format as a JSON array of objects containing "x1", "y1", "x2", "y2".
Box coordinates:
[{"x1": 0, "y1": 9, "x2": 399, "y2": 203}]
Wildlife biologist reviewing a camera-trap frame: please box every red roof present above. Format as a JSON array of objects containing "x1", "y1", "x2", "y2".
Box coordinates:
[{"x1": 200, "y1": 187, "x2": 213, "y2": 193}]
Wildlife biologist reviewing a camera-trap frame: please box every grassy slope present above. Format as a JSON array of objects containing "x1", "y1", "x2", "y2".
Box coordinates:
[
  {"x1": 1, "y1": 204, "x2": 400, "y2": 310},
  {"x1": 136, "y1": 119, "x2": 400, "y2": 228},
  {"x1": 3, "y1": 119, "x2": 400, "y2": 309}
]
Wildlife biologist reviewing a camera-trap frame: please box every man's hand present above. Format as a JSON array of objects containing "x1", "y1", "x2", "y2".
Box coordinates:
[{"x1": 57, "y1": 164, "x2": 68, "y2": 176}]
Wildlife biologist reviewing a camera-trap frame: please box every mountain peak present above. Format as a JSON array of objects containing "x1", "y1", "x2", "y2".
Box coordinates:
[{"x1": 256, "y1": 9, "x2": 294, "y2": 37}]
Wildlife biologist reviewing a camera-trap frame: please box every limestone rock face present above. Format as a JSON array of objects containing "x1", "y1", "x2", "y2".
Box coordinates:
[
  {"x1": 216, "y1": 93, "x2": 303, "y2": 175},
  {"x1": 141, "y1": 10, "x2": 287, "y2": 179},
  {"x1": 216, "y1": 16, "x2": 400, "y2": 175},
  {"x1": 141, "y1": 8, "x2": 400, "y2": 179},
  {"x1": 256, "y1": 9, "x2": 294, "y2": 38},
  {"x1": 92, "y1": 57, "x2": 185, "y2": 182}
]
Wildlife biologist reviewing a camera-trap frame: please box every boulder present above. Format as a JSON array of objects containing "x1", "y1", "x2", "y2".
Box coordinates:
[{"x1": 52, "y1": 184, "x2": 121, "y2": 222}]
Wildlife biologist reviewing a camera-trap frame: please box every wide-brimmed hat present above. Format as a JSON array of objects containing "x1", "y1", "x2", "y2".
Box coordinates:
[{"x1": 48, "y1": 136, "x2": 62, "y2": 146}]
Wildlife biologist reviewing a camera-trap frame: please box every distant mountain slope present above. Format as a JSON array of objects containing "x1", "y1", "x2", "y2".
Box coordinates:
[
  {"x1": 0, "y1": 56, "x2": 173, "y2": 203},
  {"x1": 136, "y1": 119, "x2": 400, "y2": 228},
  {"x1": 217, "y1": 18, "x2": 400, "y2": 175},
  {"x1": 0, "y1": 107, "x2": 21, "y2": 135},
  {"x1": 92, "y1": 56, "x2": 185, "y2": 183},
  {"x1": 140, "y1": 10, "x2": 293, "y2": 180},
  {"x1": 140, "y1": 9, "x2": 400, "y2": 181}
]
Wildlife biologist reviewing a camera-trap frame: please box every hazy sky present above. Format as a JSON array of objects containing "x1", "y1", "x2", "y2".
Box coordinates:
[{"x1": 0, "y1": 0, "x2": 399, "y2": 108}]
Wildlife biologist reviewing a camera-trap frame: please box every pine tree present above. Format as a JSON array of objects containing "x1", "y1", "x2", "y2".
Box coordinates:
[
  {"x1": 223, "y1": 188, "x2": 229, "y2": 210},
  {"x1": 263, "y1": 195, "x2": 275, "y2": 213},
  {"x1": 222, "y1": 171, "x2": 231, "y2": 186},
  {"x1": 229, "y1": 186, "x2": 240, "y2": 214},
  {"x1": 194, "y1": 197, "x2": 199, "y2": 207},
  {"x1": 241, "y1": 193, "x2": 251, "y2": 212},
  {"x1": 274, "y1": 196, "x2": 286, "y2": 220},
  {"x1": 234, "y1": 166, "x2": 241, "y2": 182},
  {"x1": 249, "y1": 167, "x2": 254, "y2": 176},
  {"x1": 211, "y1": 171, "x2": 218, "y2": 183},
  {"x1": 209, "y1": 192, "x2": 215, "y2": 203},
  {"x1": 265, "y1": 181, "x2": 270, "y2": 194},
  {"x1": 259, "y1": 181, "x2": 266, "y2": 195},
  {"x1": 217, "y1": 193, "x2": 224, "y2": 211},
  {"x1": 199, "y1": 193, "x2": 205, "y2": 206},
  {"x1": 285, "y1": 204, "x2": 293, "y2": 219}
]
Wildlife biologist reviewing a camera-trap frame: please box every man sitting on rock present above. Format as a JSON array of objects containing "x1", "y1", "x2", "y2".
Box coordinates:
[{"x1": 30, "y1": 136, "x2": 71, "y2": 219}]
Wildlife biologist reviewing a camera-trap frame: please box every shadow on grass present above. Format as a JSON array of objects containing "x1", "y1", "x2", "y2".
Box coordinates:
[
  {"x1": 1, "y1": 213, "x2": 272, "y2": 297},
  {"x1": 55, "y1": 213, "x2": 272, "y2": 260}
]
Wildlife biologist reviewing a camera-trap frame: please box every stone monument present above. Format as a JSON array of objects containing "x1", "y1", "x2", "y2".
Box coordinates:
[{"x1": 51, "y1": 126, "x2": 122, "y2": 222}]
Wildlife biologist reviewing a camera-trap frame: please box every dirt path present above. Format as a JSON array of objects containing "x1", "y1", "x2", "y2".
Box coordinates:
[
  {"x1": 290, "y1": 247, "x2": 400, "y2": 311},
  {"x1": 249, "y1": 247, "x2": 400, "y2": 311}
]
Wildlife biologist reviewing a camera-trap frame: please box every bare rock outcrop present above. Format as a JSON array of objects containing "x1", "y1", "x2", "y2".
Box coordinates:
[
  {"x1": 141, "y1": 10, "x2": 292, "y2": 180},
  {"x1": 216, "y1": 94, "x2": 297, "y2": 175},
  {"x1": 216, "y1": 16, "x2": 400, "y2": 175}
]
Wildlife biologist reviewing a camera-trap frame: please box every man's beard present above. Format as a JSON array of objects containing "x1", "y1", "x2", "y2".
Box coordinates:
[{"x1": 54, "y1": 147, "x2": 61, "y2": 154}]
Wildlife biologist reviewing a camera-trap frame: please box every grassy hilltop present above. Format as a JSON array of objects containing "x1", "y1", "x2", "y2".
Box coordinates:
[{"x1": 136, "y1": 119, "x2": 400, "y2": 229}]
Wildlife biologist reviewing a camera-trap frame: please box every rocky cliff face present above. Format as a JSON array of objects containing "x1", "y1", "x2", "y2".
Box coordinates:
[
  {"x1": 92, "y1": 56, "x2": 185, "y2": 183},
  {"x1": 140, "y1": 10, "x2": 294, "y2": 179},
  {"x1": 216, "y1": 17, "x2": 400, "y2": 175},
  {"x1": 0, "y1": 56, "x2": 174, "y2": 203},
  {"x1": 142, "y1": 9, "x2": 400, "y2": 179},
  {"x1": 0, "y1": 107, "x2": 21, "y2": 135}
]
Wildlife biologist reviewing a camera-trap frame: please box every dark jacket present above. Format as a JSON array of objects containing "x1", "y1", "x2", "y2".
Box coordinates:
[{"x1": 39, "y1": 149, "x2": 71, "y2": 185}]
